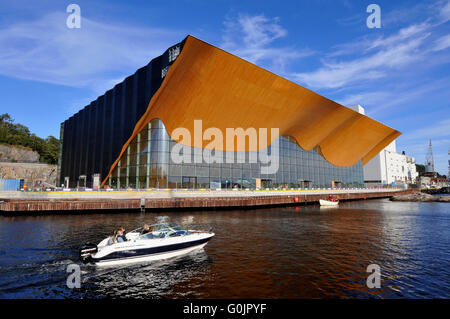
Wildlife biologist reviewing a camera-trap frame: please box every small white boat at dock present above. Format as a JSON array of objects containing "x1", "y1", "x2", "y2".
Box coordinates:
[{"x1": 319, "y1": 199, "x2": 339, "y2": 206}]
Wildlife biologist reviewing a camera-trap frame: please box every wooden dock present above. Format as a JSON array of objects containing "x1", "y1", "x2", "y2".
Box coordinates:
[{"x1": 0, "y1": 189, "x2": 418, "y2": 214}]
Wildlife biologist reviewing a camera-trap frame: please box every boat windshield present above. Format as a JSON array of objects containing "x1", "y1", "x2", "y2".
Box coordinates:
[{"x1": 131, "y1": 222, "x2": 188, "y2": 239}]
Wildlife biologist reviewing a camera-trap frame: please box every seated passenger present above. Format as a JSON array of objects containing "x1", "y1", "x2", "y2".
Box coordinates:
[
  {"x1": 113, "y1": 229, "x2": 126, "y2": 243},
  {"x1": 118, "y1": 226, "x2": 127, "y2": 241},
  {"x1": 142, "y1": 226, "x2": 155, "y2": 238},
  {"x1": 142, "y1": 224, "x2": 151, "y2": 234}
]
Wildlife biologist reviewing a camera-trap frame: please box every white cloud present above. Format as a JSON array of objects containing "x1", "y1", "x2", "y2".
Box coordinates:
[
  {"x1": 432, "y1": 33, "x2": 450, "y2": 51},
  {"x1": 440, "y1": 0, "x2": 450, "y2": 22},
  {"x1": 221, "y1": 13, "x2": 313, "y2": 73},
  {"x1": 338, "y1": 77, "x2": 450, "y2": 115},
  {"x1": 402, "y1": 118, "x2": 450, "y2": 141},
  {"x1": 291, "y1": 31, "x2": 429, "y2": 89},
  {"x1": 0, "y1": 12, "x2": 185, "y2": 91},
  {"x1": 286, "y1": 1, "x2": 450, "y2": 92},
  {"x1": 338, "y1": 91, "x2": 392, "y2": 107},
  {"x1": 366, "y1": 23, "x2": 430, "y2": 51},
  {"x1": 225, "y1": 14, "x2": 287, "y2": 48},
  {"x1": 328, "y1": 22, "x2": 431, "y2": 58}
]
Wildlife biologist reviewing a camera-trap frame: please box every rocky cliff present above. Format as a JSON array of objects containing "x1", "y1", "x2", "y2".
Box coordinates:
[{"x1": 0, "y1": 144, "x2": 40, "y2": 163}]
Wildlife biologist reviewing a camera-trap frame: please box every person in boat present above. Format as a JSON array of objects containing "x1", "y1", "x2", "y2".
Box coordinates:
[
  {"x1": 118, "y1": 226, "x2": 127, "y2": 241},
  {"x1": 112, "y1": 228, "x2": 126, "y2": 243},
  {"x1": 329, "y1": 195, "x2": 335, "y2": 202},
  {"x1": 142, "y1": 224, "x2": 155, "y2": 237},
  {"x1": 142, "y1": 224, "x2": 151, "y2": 234}
]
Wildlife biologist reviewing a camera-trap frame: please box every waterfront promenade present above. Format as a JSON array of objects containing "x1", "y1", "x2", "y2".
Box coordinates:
[{"x1": 0, "y1": 188, "x2": 416, "y2": 213}]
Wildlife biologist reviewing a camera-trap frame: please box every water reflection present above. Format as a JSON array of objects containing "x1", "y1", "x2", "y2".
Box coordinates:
[
  {"x1": 79, "y1": 250, "x2": 213, "y2": 298},
  {"x1": 0, "y1": 199, "x2": 449, "y2": 298}
]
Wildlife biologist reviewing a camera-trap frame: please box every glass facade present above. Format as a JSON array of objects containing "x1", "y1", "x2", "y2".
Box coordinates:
[{"x1": 108, "y1": 119, "x2": 364, "y2": 189}]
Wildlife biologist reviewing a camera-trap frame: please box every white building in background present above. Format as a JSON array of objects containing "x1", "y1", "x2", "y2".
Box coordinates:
[
  {"x1": 348, "y1": 104, "x2": 366, "y2": 115},
  {"x1": 362, "y1": 140, "x2": 418, "y2": 185},
  {"x1": 347, "y1": 104, "x2": 418, "y2": 186}
]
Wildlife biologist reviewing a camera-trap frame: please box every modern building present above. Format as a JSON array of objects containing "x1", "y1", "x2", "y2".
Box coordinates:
[{"x1": 57, "y1": 35, "x2": 400, "y2": 189}]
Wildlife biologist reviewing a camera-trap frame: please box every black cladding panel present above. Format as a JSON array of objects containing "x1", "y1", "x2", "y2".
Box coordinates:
[{"x1": 59, "y1": 38, "x2": 186, "y2": 187}]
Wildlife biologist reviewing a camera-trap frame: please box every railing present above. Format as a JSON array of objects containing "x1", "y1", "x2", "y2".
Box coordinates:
[{"x1": 10, "y1": 186, "x2": 405, "y2": 192}]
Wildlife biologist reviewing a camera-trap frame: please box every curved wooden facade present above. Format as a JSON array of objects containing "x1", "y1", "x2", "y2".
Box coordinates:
[{"x1": 101, "y1": 35, "x2": 400, "y2": 186}]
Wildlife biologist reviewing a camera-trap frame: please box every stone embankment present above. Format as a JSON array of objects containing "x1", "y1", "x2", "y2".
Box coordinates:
[
  {"x1": 0, "y1": 144, "x2": 57, "y2": 186},
  {"x1": 0, "y1": 162, "x2": 57, "y2": 186},
  {"x1": 390, "y1": 192, "x2": 450, "y2": 202}
]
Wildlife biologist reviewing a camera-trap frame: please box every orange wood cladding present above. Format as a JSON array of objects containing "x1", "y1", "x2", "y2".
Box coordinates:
[{"x1": 101, "y1": 35, "x2": 401, "y2": 186}]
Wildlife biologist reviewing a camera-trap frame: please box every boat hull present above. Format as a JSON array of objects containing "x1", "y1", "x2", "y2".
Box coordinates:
[
  {"x1": 93, "y1": 234, "x2": 213, "y2": 266},
  {"x1": 319, "y1": 199, "x2": 339, "y2": 206}
]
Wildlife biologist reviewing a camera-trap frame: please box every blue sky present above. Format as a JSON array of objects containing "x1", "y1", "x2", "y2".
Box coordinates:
[{"x1": 0, "y1": 0, "x2": 449, "y2": 174}]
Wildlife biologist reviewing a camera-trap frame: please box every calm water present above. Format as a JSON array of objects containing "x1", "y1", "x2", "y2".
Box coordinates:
[{"x1": 0, "y1": 199, "x2": 449, "y2": 298}]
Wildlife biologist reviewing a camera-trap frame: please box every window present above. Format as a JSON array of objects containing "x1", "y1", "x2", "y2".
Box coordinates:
[
  {"x1": 169, "y1": 46, "x2": 180, "y2": 62},
  {"x1": 161, "y1": 66, "x2": 169, "y2": 78}
]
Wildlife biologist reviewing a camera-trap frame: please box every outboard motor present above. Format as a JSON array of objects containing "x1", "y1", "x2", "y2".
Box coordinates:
[{"x1": 79, "y1": 243, "x2": 98, "y2": 263}]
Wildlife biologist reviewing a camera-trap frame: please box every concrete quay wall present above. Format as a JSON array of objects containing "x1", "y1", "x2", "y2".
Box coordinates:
[{"x1": 0, "y1": 189, "x2": 417, "y2": 214}]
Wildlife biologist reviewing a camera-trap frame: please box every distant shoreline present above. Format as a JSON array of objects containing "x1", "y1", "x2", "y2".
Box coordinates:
[{"x1": 391, "y1": 192, "x2": 450, "y2": 202}]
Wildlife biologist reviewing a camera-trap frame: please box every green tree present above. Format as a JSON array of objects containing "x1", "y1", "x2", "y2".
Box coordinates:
[
  {"x1": 0, "y1": 113, "x2": 59, "y2": 164},
  {"x1": 416, "y1": 164, "x2": 425, "y2": 174}
]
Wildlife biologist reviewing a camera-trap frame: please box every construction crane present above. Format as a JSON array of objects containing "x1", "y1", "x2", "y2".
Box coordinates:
[{"x1": 425, "y1": 140, "x2": 434, "y2": 173}]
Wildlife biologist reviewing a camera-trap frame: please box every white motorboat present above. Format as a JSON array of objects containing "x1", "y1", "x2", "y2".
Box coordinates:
[
  {"x1": 79, "y1": 222, "x2": 214, "y2": 266},
  {"x1": 319, "y1": 199, "x2": 339, "y2": 206}
]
